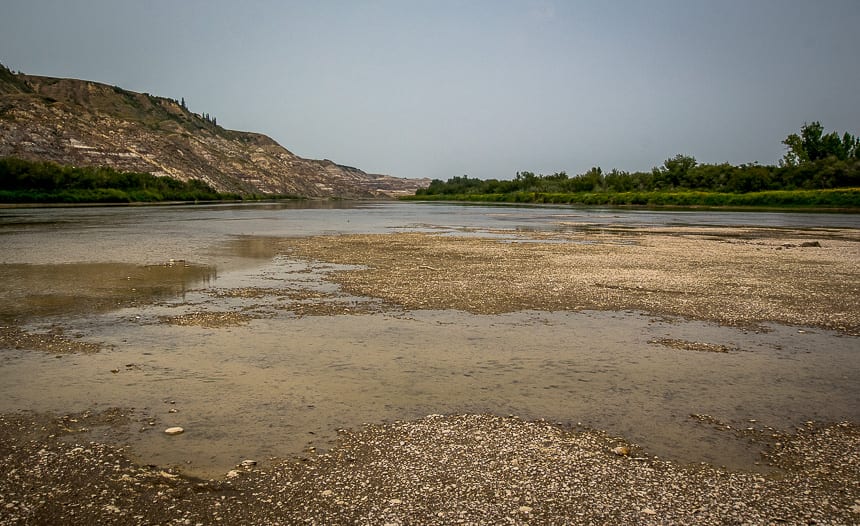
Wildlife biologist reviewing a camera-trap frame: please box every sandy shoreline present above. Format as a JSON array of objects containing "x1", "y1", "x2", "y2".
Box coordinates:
[{"x1": 2, "y1": 225, "x2": 859, "y2": 524}]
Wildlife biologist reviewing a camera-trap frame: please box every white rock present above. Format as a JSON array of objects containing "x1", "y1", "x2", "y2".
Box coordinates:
[{"x1": 164, "y1": 427, "x2": 184, "y2": 435}]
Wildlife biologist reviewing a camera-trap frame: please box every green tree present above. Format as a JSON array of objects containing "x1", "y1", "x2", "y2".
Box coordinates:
[
  {"x1": 781, "y1": 132, "x2": 807, "y2": 166},
  {"x1": 515, "y1": 171, "x2": 538, "y2": 190},
  {"x1": 579, "y1": 166, "x2": 604, "y2": 192},
  {"x1": 782, "y1": 122, "x2": 860, "y2": 165},
  {"x1": 653, "y1": 154, "x2": 697, "y2": 189}
]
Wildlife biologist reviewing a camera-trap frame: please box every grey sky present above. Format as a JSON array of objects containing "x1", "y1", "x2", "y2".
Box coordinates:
[{"x1": 1, "y1": 1, "x2": 858, "y2": 180}]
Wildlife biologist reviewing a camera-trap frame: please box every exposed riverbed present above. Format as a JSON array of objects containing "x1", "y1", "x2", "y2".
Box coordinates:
[{"x1": 1, "y1": 202, "x2": 858, "y2": 523}]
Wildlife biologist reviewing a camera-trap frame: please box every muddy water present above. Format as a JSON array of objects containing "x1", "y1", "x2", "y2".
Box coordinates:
[{"x1": 1, "y1": 202, "x2": 858, "y2": 478}]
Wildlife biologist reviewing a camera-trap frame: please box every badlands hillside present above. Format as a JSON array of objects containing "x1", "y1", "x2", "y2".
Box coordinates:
[{"x1": 0, "y1": 65, "x2": 427, "y2": 198}]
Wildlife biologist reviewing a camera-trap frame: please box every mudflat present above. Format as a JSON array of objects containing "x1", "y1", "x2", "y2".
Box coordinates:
[{"x1": 2, "y1": 224, "x2": 859, "y2": 524}]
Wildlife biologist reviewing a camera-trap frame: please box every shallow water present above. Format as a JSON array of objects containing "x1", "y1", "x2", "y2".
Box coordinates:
[{"x1": 1, "y1": 202, "x2": 858, "y2": 477}]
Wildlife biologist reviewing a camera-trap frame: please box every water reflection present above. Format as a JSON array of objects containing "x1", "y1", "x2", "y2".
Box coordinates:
[
  {"x1": 0, "y1": 261, "x2": 216, "y2": 323},
  {"x1": 0, "y1": 202, "x2": 858, "y2": 478}
]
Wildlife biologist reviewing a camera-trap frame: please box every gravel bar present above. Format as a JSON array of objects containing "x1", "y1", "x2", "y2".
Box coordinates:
[
  {"x1": 278, "y1": 227, "x2": 860, "y2": 334},
  {"x1": 1, "y1": 413, "x2": 858, "y2": 525}
]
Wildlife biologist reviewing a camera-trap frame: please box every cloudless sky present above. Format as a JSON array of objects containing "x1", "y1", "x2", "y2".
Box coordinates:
[{"x1": 1, "y1": 0, "x2": 858, "y2": 180}]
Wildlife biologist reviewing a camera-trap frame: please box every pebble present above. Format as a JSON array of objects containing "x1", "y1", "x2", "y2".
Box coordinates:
[
  {"x1": 611, "y1": 446, "x2": 630, "y2": 456},
  {"x1": 164, "y1": 427, "x2": 184, "y2": 435},
  {"x1": 1, "y1": 412, "x2": 858, "y2": 525}
]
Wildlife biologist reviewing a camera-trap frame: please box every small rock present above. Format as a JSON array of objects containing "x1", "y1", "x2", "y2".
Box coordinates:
[
  {"x1": 642, "y1": 508, "x2": 657, "y2": 515},
  {"x1": 164, "y1": 427, "x2": 184, "y2": 435},
  {"x1": 518, "y1": 506, "x2": 533, "y2": 513},
  {"x1": 389, "y1": 498, "x2": 402, "y2": 505},
  {"x1": 225, "y1": 470, "x2": 240, "y2": 478},
  {"x1": 611, "y1": 446, "x2": 630, "y2": 456},
  {"x1": 800, "y1": 241, "x2": 821, "y2": 247},
  {"x1": 321, "y1": 490, "x2": 333, "y2": 497},
  {"x1": 240, "y1": 459, "x2": 257, "y2": 468}
]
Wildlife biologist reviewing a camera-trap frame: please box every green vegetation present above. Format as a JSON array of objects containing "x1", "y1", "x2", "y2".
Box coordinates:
[
  {"x1": 0, "y1": 157, "x2": 242, "y2": 203},
  {"x1": 0, "y1": 63, "x2": 33, "y2": 94},
  {"x1": 407, "y1": 122, "x2": 860, "y2": 209},
  {"x1": 781, "y1": 121, "x2": 860, "y2": 165},
  {"x1": 407, "y1": 188, "x2": 860, "y2": 208}
]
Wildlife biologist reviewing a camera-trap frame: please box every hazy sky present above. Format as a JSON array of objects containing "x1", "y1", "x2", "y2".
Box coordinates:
[{"x1": 2, "y1": 1, "x2": 858, "y2": 180}]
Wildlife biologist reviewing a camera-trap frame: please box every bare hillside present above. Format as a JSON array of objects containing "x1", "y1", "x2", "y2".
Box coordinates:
[{"x1": 0, "y1": 66, "x2": 427, "y2": 197}]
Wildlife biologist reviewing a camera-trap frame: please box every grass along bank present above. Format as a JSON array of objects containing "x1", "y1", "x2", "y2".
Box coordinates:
[
  {"x1": 0, "y1": 157, "x2": 243, "y2": 203},
  {"x1": 402, "y1": 188, "x2": 860, "y2": 209}
]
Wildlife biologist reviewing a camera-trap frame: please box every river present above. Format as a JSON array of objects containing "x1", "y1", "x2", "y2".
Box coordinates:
[{"x1": 1, "y1": 201, "x2": 858, "y2": 477}]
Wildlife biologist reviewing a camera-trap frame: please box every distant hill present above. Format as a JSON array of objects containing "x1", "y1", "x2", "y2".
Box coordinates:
[{"x1": 0, "y1": 64, "x2": 428, "y2": 198}]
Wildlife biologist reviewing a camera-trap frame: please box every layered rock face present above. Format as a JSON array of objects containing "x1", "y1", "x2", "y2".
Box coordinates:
[{"x1": 0, "y1": 68, "x2": 427, "y2": 197}]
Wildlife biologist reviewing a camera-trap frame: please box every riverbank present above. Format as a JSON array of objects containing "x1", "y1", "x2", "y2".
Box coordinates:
[
  {"x1": 1, "y1": 412, "x2": 858, "y2": 524},
  {"x1": 0, "y1": 411, "x2": 860, "y2": 525},
  {"x1": 401, "y1": 188, "x2": 860, "y2": 211}
]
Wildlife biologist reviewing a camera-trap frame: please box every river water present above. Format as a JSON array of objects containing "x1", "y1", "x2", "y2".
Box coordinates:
[{"x1": 1, "y1": 201, "x2": 858, "y2": 477}]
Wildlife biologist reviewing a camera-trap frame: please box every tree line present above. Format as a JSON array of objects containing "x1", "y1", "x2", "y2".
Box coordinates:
[
  {"x1": 416, "y1": 122, "x2": 860, "y2": 197},
  {"x1": 0, "y1": 157, "x2": 240, "y2": 203}
]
